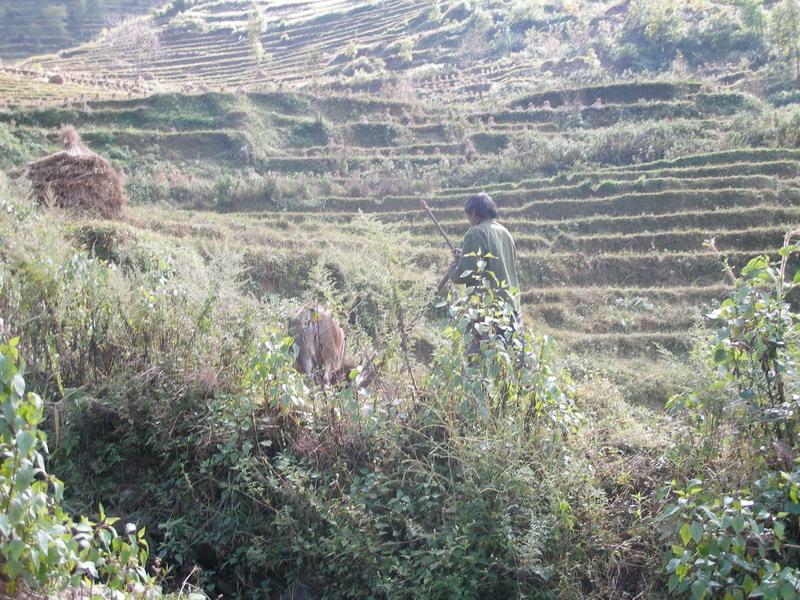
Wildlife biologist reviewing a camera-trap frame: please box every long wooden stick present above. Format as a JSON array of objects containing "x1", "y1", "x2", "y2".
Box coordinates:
[
  {"x1": 420, "y1": 199, "x2": 457, "y2": 293},
  {"x1": 420, "y1": 199, "x2": 456, "y2": 251},
  {"x1": 436, "y1": 272, "x2": 451, "y2": 294}
]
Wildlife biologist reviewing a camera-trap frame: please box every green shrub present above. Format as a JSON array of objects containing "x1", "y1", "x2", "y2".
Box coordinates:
[
  {"x1": 617, "y1": 0, "x2": 767, "y2": 71},
  {"x1": 589, "y1": 120, "x2": 715, "y2": 165},
  {"x1": 397, "y1": 36, "x2": 415, "y2": 63},
  {"x1": 0, "y1": 338, "x2": 160, "y2": 597},
  {"x1": 661, "y1": 248, "x2": 800, "y2": 598},
  {"x1": 429, "y1": 260, "x2": 578, "y2": 436},
  {"x1": 772, "y1": 89, "x2": 800, "y2": 107},
  {"x1": 770, "y1": 0, "x2": 800, "y2": 79},
  {"x1": 660, "y1": 472, "x2": 800, "y2": 600},
  {"x1": 0, "y1": 124, "x2": 31, "y2": 169},
  {"x1": 450, "y1": 132, "x2": 585, "y2": 184},
  {"x1": 746, "y1": 106, "x2": 800, "y2": 148}
]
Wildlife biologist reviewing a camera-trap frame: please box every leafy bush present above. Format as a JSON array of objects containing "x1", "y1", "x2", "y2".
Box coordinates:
[
  {"x1": 725, "y1": 106, "x2": 800, "y2": 148},
  {"x1": 0, "y1": 338, "x2": 160, "y2": 597},
  {"x1": 772, "y1": 89, "x2": 800, "y2": 107},
  {"x1": 430, "y1": 260, "x2": 578, "y2": 436},
  {"x1": 770, "y1": 0, "x2": 800, "y2": 79},
  {"x1": 40, "y1": 266, "x2": 583, "y2": 598},
  {"x1": 0, "y1": 123, "x2": 34, "y2": 169},
  {"x1": 450, "y1": 132, "x2": 586, "y2": 184},
  {"x1": 661, "y1": 246, "x2": 800, "y2": 598},
  {"x1": 660, "y1": 472, "x2": 800, "y2": 600},
  {"x1": 617, "y1": 0, "x2": 767, "y2": 71},
  {"x1": 589, "y1": 120, "x2": 716, "y2": 166}
]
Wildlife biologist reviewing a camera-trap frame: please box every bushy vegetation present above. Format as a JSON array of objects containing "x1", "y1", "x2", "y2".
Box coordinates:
[
  {"x1": 660, "y1": 248, "x2": 800, "y2": 599},
  {"x1": 0, "y1": 336, "x2": 171, "y2": 598},
  {"x1": 0, "y1": 176, "x2": 681, "y2": 598}
]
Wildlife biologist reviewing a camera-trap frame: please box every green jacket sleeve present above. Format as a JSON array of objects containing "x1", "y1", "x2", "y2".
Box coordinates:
[{"x1": 449, "y1": 228, "x2": 485, "y2": 284}]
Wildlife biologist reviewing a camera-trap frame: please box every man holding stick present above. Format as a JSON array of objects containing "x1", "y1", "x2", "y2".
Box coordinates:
[
  {"x1": 448, "y1": 192, "x2": 520, "y2": 308},
  {"x1": 423, "y1": 192, "x2": 521, "y2": 355}
]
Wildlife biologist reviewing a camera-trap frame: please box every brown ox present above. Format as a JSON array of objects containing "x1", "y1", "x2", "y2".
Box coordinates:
[{"x1": 289, "y1": 306, "x2": 367, "y2": 386}]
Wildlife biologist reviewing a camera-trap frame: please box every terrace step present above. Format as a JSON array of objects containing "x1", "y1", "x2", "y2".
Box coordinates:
[
  {"x1": 508, "y1": 81, "x2": 705, "y2": 109},
  {"x1": 521, "y1": 285, "x2": 730, "y2": 305},
  {"x1": 528, "y1": 301, "x2": 699, "y2": 334},
  {"x1": 551, "y1": 226, "x2": 789, "y2": 254},
  {"x1": 340, "y1": 189, "x2": 795, "y2": 221},
  {"x1": 600, "y1": 148, "x2": 800, "y2": 171},
  {"x1": 402, "y1": 206, "x2": 800, "y2": 238},
  {"x1": 513, "y1": 249, "x2": 799, "y2": 288},
  {"x1": 529, "y1": 329, "x2": 692, "y2": 355}
]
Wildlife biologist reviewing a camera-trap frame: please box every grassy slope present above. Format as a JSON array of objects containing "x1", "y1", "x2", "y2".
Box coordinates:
[
  {"x1": 0, "y1": 175, "x2": 682, "y2": 598},
  {"x1": 3, "y1": 81, "x2": 797, "y2": 354},
  {"x1": 1, "y1": 0, "x2": 800, "y2": 597}
]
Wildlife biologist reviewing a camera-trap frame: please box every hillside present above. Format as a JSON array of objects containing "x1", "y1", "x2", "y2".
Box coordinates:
[
  {"x1": 21, "y1": 0, "x2": 776, "y2": 101},
  {"x1": 2, "y1": 1, "x2": 800, "y2": 599},
  {"x1": 3, "y1": 77, "x2": 799, "y2": 354},
  {"x1": 0, "y1": 0, "x2": 166, "y2": 61}
]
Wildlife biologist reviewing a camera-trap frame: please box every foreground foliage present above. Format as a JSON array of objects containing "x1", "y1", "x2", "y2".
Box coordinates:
[
  {"x1": 0, "y1": 339, "x2": 164, "y2": 598},
  {"x1": 0, "y1": 188, "x2": 663, "y2": 597},
  {"x1": 661, "y1": 250, "x2": 800, "y2": 599}
]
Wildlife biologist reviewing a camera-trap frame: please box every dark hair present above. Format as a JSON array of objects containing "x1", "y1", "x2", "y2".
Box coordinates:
[{"x1": 464, "y1": 192, "x2": 498, "y2": 220}]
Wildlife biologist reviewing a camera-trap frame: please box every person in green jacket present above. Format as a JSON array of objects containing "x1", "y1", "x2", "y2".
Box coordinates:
[{"x1": 448, "y1": 192, "x2": 521, "y2": 353}]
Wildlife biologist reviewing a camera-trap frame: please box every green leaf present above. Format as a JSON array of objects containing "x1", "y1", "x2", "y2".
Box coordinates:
[
  {"x1": 668, "y1": 574, "x2": 680, "y2": 592},
  {"x1": 691, "y1": 579, "x2": 708, "y2": 600},
  {"x1": 16, "y1": 430, "x2": 34, "y2": 456},
  {"x1": 11, "y1": 374, "x2": 24, "y2": 397},
  {"x1": 773, "y1": 520, "x2": 785, "y2": 541},
  {"x1": 743, "y1": 575, "x2": 756, "y2": 594},
  {"x1": 680, "y1": 522, "x2": 693, "y2": 546},
  {"x1": 15, "y1": 463, "x2": 34, "y2": 491},
  {"x1": 77, "y1": 561, "x2": 98, "y2": 579},
  {"x1": 690, "y1": 521, "x2": 704, "y2": 543},
  {"x1": 732, "y1": 515, "x2": 745, "y2": 533}
]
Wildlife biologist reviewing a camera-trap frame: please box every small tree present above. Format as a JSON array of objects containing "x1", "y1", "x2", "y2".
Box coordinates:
[
  {"x1": 306, "y1": 50, "x2": 324, "y2": 122},
  {"x1": 428, "y1": 1, "x2": 444, "y2": 24},
  {"x1": 735, "y1": 0, "x2": 767, "y2": 36},
  {"x1": 248, "y1": 1, "x2": 270, "y2": 66},
  {"x1": 106, "y1": 16, "x2": 162, "y2": 79},
  {"x1": 345, "y1": 40, "x2": 359, "y2": 60},
  {"x1": 397, "y1": 36, "x2": 415, "y2": 63},
  {"x1": 771, "y1": 0, "x2": 800, "y2": 79}
]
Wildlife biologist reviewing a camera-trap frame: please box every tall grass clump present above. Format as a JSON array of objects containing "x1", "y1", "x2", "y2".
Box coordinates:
[{"x1": 588, "y1": 120, "x2": 719, "y2": 165}]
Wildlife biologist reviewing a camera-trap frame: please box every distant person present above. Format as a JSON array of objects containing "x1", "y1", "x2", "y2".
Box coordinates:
[{"x1": 448, "y1": 192, "x2": 521, "y2": 353}]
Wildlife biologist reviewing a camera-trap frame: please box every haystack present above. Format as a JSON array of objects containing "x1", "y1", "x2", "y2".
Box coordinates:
[{"x1": 26, "y1": 125, "x2": 126, "y2": 218}]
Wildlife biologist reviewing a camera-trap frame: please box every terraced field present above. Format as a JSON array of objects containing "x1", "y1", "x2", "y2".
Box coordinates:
[
  {"x1": 0, "y1": 0, "x2": 165, "y2": 60},
  {"x1": 402, "y1": 153, "x2": 800, "y2": 351},
  {"x1": 1, "y1": 80, "x2": 751, "y2": 165},
  {"x1": 3, "y1": 72, "x2": 796, "y2": 355},
  {"x1": 0, "y1": 67, "x2": 150, "y2": 107},
  {"x1": 5, "y1": 2, "x2": 800, "y2": 597},
  {"x1": 92, "y1": 145, "x2": 798, "y2": 355},
  {"x1": 27, "y1": 0, "x2": 423, "y2": 90},
  {"x1": 22, "y1": 0, "x2": 625, "y2": 105},
  {"x1": 2, "y1": 0, "x2": 797, "y2": 360},
  {"x1": 250, "y1": 150, "x2": 800, "y2": 353}
]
